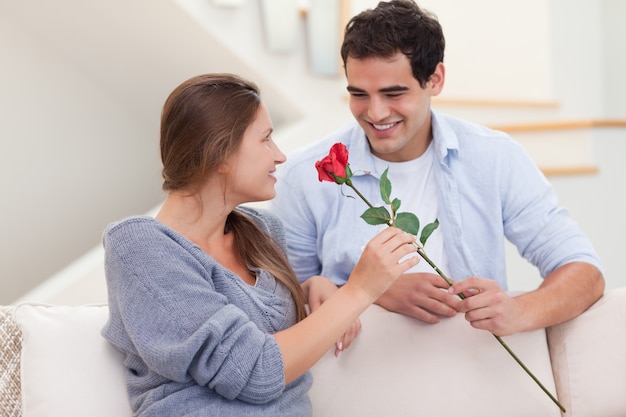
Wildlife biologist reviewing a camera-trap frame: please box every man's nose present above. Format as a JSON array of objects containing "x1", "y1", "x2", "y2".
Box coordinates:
[{"x1": 367, "y1": 97, "x2": 390, "y2": 121}]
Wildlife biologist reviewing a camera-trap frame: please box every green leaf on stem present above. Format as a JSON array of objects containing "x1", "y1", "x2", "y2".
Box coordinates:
[
  {"x1": 361, "y1": 206, "x2": 391, "y2": 226},
  {"x1": 395, "y1": 212, "x2": 420, "y2": 235},
  {"x1": 380, "y1": 168, "x2": 392, "y2": 204},
  {"x1": 391, "y1": 197, "x2": 401, "y2": 214},
  {"x1": 420, "y1": 218, "x2": 440, "y2": 246}
]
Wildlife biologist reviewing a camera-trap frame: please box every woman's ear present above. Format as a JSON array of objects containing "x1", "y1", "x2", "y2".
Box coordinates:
[
  {"x1": 428, "y1": 62, "x2": 445, "y2": 96},
  {"x1": 217, "y1": 162, "x2": 230, "y2": 175}
]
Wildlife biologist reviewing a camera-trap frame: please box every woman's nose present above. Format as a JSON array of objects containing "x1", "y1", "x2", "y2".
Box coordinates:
[{"x1": 273, "y1": 143, "x2": 287, "y2": 164}]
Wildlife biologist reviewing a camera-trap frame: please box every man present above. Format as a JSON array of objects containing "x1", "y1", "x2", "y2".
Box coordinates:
[{"x1": 271, "y1": 0, "x2": 604, "y2": 341}]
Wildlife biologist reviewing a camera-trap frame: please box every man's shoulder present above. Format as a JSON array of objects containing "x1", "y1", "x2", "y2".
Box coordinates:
[
  {"x1": 434, "y1": 110, "x2": 513, "y2": 142},
  {"x1": 432, "y1": 110, "x2": 524, "y2": 159}
]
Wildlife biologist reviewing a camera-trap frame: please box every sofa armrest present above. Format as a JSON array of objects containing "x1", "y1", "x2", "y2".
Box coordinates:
[
  {"x1": 547, "y1": 287, "x2": 626, "y2": 417},
  {"x1": 12, "y1": 304, "x2": 133, "y2": 417}
]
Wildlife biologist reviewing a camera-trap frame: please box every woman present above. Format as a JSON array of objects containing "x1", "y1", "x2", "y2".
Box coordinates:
[{"x1": 101, "y1": 73, "x2": 418, "y2": 416}]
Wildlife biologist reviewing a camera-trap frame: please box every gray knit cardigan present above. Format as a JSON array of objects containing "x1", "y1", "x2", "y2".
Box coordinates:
[{"x1": 101, "y1": 206, "x2": 312, "y2": 417}]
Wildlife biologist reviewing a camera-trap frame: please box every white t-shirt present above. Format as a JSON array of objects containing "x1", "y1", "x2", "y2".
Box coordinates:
[{"x1": 372, "y1": 144, "x2": 449, "y2": 275}]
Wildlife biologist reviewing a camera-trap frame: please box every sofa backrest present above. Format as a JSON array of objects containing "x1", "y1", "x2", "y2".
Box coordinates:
[
  {"x1": 309, "y1": 303, "x2": 560, "y2": 417},
  {"x1": 3, "y1": 303, "x2": 560, "y2": 417},
  {"x1": 2, "y1": 288, "x2": 626, "y2": 417}
]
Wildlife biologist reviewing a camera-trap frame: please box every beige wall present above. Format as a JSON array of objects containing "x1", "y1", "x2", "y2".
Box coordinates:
[
  {"x1": 3, "y1": 0, "x2": 625, "y2": 305},
  {"x1": 0, "y1": 15, "x2": 164, "y2": 304}
]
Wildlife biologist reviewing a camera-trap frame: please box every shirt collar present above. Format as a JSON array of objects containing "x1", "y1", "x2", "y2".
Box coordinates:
[
  {"x1": 348, "y1": 109, "x2": 460, "y2": 178},
  {"x1": 431, "y1": 109, "x2": 460, "y2": 165}
]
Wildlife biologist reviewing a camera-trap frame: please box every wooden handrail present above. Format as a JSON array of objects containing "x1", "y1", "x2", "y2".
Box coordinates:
[
  {"x1": 491, "y1": 119, "x2": 626, "y2": 133},
  {"x1": 540, "y1": 166, "x2": 599, "y2": 177},
  {"x1": 433, "y1": 97, "x2": 560, "y2": 109},
  {"x1": 491, "y1": 120, "x2": 625, "y2": 176}
]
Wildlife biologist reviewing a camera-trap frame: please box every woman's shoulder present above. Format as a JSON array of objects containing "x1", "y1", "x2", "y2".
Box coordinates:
[
  {"x1": 104, "y1": 215, "x2": 159, "y2": 239},
  {"x1": 102, "y1": 215, "x2": 190, "y2": 254}
]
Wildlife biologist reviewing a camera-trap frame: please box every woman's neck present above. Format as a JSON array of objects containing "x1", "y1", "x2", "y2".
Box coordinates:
[
  {"x1": 157, "y1": 192, "x2": 228, "y2": 244},
  {"x1": 156, "y1": 192, "x2": 256, "y2": 285}
]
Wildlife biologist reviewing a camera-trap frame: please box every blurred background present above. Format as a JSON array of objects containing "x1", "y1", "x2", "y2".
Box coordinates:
[{"x1": 1, "y1": 0, "x2": 624, "y2": 305}]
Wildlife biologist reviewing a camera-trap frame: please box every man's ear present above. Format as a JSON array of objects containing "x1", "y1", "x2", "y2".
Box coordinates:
[{"x1": 428, "y1": 62, "x2": 445, "y2": 96}]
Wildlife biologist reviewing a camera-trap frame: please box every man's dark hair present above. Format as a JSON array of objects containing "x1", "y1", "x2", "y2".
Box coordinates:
[{"x1": 341, "y1": 0, "x2": 445, "y2": 87}]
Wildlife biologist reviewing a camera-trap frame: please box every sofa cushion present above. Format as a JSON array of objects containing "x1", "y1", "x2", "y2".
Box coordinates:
[
  {"x1": 309, "y1": 304, "x2": 561, "y2": 417},
  {"x1": 547, "y1": 287, "x2": 626, "y2": 417},
  {"x1": 13, "y1": 304, "x2": 132, "y2": 417}
]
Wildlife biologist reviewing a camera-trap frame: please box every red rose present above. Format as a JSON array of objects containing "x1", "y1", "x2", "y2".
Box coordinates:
[{"x1": 315, "y1": 143, "x2": 351, "y2": 183}]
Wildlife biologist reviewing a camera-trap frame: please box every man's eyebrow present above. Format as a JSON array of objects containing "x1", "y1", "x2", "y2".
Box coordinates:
[
  {"x1": 380, "y1": 85, "x2": 409, "y2": 93},
  {"x1": 346, "y1": 86, "x2": 365, "y2": 93},
  {"x1": 346, "y1": 85, "x2": 409, "y2": 93}
]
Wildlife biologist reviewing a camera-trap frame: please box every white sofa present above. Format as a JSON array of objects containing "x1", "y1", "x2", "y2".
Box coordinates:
[{"x1": 1, "y1": 288, "x2": 625, "y2": 417}]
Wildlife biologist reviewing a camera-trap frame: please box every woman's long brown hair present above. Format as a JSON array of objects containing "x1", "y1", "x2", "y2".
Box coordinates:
[{"x1": 160, "y1": 73, "x2": 307, "y2": 322}]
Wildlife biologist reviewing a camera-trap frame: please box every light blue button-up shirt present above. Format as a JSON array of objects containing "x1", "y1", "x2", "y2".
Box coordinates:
[{"x1": 271, "y1": 110, "x2": 601, "y2": 290}]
